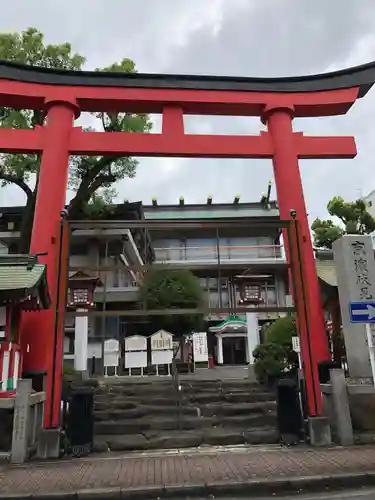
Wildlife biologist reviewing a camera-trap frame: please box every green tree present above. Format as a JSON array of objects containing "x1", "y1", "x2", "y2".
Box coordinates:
[
  {"x1": 311, "y1": 196, "x2": 375, "y2": 249},
  {"x1": 252, "y1": 342, "x2": 298, "y2": 385},
  {"x1": 265, "y1": 315, "x2": 297, "y2": 344},
  {"x1": 252, "y1": 316, "x2": 298, "y2": 385},
  {"x1": 0, "y1": 28, "x2": 151, "y2": 252},
  {"x1": 139, "y1": 268, "x2": 204, "y2": 334}
]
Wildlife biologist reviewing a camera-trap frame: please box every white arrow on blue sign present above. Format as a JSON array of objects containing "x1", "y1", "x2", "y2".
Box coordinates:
[{"x1": 349, "y1": 301, "x2": 375, "y2": 323}]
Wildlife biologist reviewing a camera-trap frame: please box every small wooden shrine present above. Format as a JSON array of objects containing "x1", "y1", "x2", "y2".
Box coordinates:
[{"x1": 0, "y1": 254, "x2": 50, "y2": 396}]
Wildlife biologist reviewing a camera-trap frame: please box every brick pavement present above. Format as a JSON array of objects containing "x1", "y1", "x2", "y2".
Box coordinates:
[{"x1": 1, "y1": 445, "x2": 375, "y2": 496}]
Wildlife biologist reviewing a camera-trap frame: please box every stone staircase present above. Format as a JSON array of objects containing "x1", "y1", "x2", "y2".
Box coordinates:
[{"x1": 93, "y1": 377, "x2": 279, "y2": 452}]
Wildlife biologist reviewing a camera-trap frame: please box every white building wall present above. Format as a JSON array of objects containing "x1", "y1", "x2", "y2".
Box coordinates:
[{"x1": 363, "y1": 190, "x2": 375, "y2": 247}]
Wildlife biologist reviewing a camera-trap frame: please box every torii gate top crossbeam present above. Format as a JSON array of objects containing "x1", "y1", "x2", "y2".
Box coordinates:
[{"x1": 0, "y1": 60, "x2": 374, "y2": 116}]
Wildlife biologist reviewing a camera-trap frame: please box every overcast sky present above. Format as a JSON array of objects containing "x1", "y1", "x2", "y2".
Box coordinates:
[{"x1": 2, "y1": 0, "x2": 375, "y2": 222}]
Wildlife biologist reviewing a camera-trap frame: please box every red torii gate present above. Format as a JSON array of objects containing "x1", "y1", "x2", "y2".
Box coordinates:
[{"x1": 0, "y1": 61, "x2": 373, "y2": 430}]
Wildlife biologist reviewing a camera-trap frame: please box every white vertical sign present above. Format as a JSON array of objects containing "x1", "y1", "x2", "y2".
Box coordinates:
[
  {"x1": 292, "y1": 336, "x2": 302, "y2": 369},
  {"x1": 193, "y1": 332, "x2": 208, "y2": 363}
]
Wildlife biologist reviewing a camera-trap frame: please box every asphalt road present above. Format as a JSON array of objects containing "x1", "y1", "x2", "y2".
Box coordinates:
[
  {"x1": 198, "y1": 489, "x2": 375, "y2": 500},
  {"x1": 249, "y1": 489, "x2": 375, "y2": 499}
]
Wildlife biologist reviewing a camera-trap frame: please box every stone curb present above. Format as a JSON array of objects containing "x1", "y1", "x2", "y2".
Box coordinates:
[{"x1": 2, "y1": 471, "x2": 375, "y2": 499}]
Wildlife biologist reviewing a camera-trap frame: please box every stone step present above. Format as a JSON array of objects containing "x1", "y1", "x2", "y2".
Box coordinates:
[
  {"x1": 95, "y1": 380, "x2": 263, "y2": 395},
  {"x1": 95, "y1": 382, "x2": 174, "y2": 396},
  {"x1": 94, "y1": 412, "x2": 276, "y2": 435},
  {"x1": 95, "y1": 401, "x2": 276, "y2": 421},
  {"x1": 94, "y1": 391, "x2": 275, "y2": 407},
  {"x1": 188, "y1": 392, "x2": 275, "y2": 404},
  {"x1": 201, "y1": 401, "x2": 276, "y2": 417},
  {"x1": 93, "y1": 427, "x2": 279, "y2": 453},
  {"x1": 94, "y1": 397, "x2": 175, "y2": 409},
  {"x1": 94, "y1": 401, "x2": 275, "y2": 421},
  {"x1": 94, "y1": 405, "x2": 200, "y2": 421},
  {"x1": 97, "y1": 377, "x2": 258, "y2": 387},
  {"x1": 95, "y1": 391, "x2": 176, "y2": 402}
]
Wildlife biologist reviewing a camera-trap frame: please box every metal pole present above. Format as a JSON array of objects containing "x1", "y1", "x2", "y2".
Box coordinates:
[
  {"x1": 366, "y1": 324, "x2": 375, "y2": 388},
  {"x1": 216, "y1": 227, "x2": 222, "y2": 309},
  {"x1": 100, "y1": 239, "x2": 109, "y2": 374}
]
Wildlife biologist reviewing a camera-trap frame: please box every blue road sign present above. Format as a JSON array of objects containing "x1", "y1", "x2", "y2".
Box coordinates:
[{"x1": 349, "y1": 301, "x2": 375, "y2": 323}]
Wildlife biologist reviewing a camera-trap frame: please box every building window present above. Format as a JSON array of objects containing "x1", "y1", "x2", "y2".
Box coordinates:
[
  {"x1": 64, "y1": 334, "x2": 74, "y2": 354},
  {"x1": 262, "y1": 286, "x2": 277, "y2": 305},
  {"x1": 207, "y1": 290, "x2": 229, "y2": 308},
  {"x1": 70, "y1": 243, "x2": 88, "y2": 256}
]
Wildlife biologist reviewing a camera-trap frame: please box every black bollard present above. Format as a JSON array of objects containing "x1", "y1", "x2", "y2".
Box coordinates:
[
  {"x1": 276, "y1": 378, "x2": 303, "y2": 444},
  {"x1": 65, "y1": 385, "x2": 94, "y2": 457}
]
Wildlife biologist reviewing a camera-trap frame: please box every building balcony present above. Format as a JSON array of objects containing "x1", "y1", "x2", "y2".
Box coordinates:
[
  {"x1": 94, "y1": 282, "x2": 139, "y2": 303},
  {"x1": 72, "y1": 228, "x2": 144, "y2": 266},
  {"x1": 154, "y1": 244, "x2": 286, "y2": 265}
]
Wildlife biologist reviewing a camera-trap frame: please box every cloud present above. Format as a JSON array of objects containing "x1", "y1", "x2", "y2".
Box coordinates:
[{"x1": 2, "y1": 0, "x2": 375, "y2": 224}]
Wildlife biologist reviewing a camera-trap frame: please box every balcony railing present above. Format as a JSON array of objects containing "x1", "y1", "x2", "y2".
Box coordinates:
[
  {"x1": 154, "y1": 244, "x2": 284, "y2": 263},
  {"x1": 95, "y1": 281, "x2": 139, "y2": 292}
]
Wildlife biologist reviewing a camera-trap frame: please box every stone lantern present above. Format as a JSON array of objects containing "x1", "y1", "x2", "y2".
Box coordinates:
[
  {"x1": 68, "y1": 271, "x2": 101, "y2": 374},
  {"x1": 67, "y1": 271, "x2": 99, "y2": 309}
]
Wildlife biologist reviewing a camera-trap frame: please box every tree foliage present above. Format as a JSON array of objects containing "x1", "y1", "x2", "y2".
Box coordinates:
[
  {"x1": 311, "y1": 196, "x2": 375, "y2": 249},
  {"x1": 139, "y1": 268, "x2": 204, "y2": 333},
  {"x1": 265, "y1": 315, "x2": 297, "y2": 344},
  {"x1": 0, "y1": 27, "x2": 152, "y2": 252},
  {"x1": 252, "y1": 342, "x2": 298, "y2": 385},
  {"x1": 253, "y1": 316, "x2": 298, "y2": 385}
]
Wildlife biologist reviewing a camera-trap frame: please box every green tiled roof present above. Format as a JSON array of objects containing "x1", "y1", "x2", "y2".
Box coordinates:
[
  {"x1": 0, "y1": 263, "x2": 45, "y2": 291},
  {"x1": 144, "y1": 208, "x2": 280, "y2": 220},
  {"x1": 0, "y1": 254, "x2": 51, "y2": 307},
  {"x1": 315, "y1": 260, "x2": 337, "y2": 287},
  {"x1": 216, "y1": 314, "x2": 247, "y2": 327},
  {"x1": 209, "y1": 314, "x2": 248, "y2": 333}
]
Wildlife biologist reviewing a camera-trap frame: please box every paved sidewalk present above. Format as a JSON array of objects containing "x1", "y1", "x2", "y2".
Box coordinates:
[{"x1": 1, "y1": 445, "x2": 375, "y2": 498}]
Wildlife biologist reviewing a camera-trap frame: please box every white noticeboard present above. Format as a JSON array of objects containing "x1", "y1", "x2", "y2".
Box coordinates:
[
  {"x1": 193, "y1": 332, "x2": 208, "y2": 362},
  {"x1": 151, "y1": 330, "x2": 173, "y2": 351},
  {"x1": 104, "y1": 338, "x2": 119, "y2": 368},
  {"x1": 151, "y1": 350, "x2": 173, "y2": 366},
  {"x1": 125, "y1": 335, "x2": 147, "y2": 352},
  {"x1": 151, "y1": 330, "x2": 173, "y2": 367},
  {"x1": 124, "y1": 335, "x2": 147, "y2": 369},
  {"x1": 125, "y1": 351, "x2": 147, "y2": 369}
]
